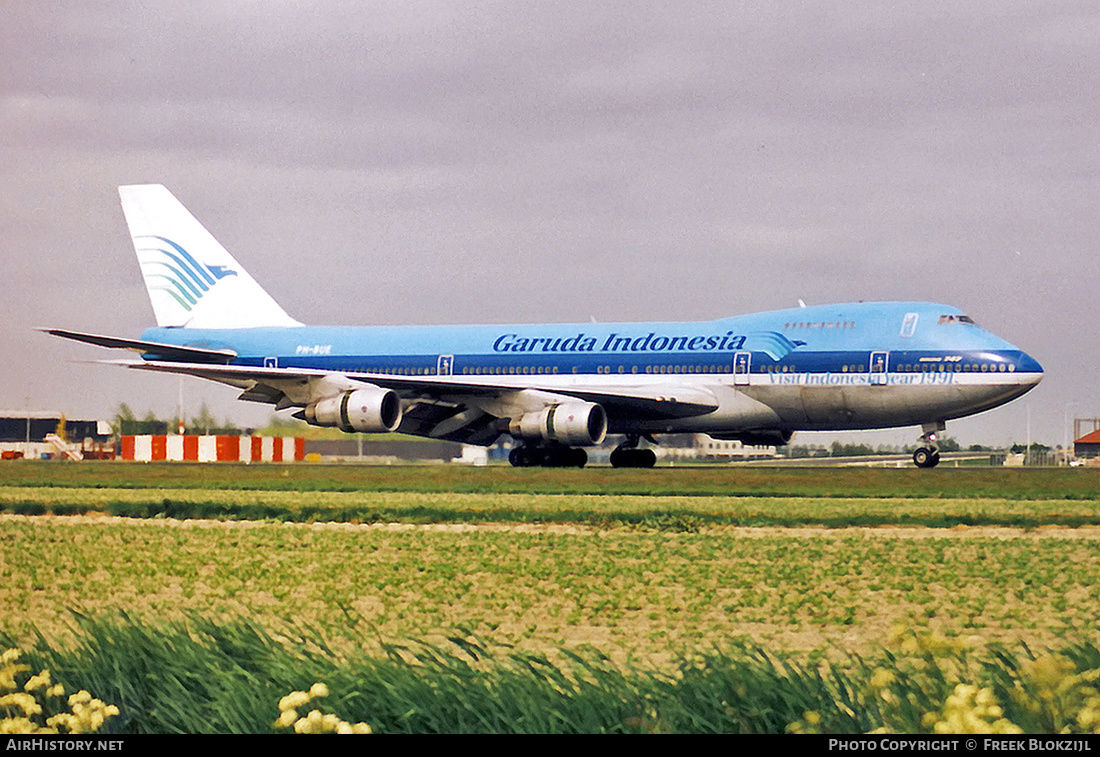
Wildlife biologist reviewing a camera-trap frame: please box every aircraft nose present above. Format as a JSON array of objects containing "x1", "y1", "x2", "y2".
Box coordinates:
[
  {"x1": 1016, "y1": 351, "x2": 1043, "y2": 385},
  {"x1": 1020, "y1": 351, "x2": 1043, "y2": 373}
]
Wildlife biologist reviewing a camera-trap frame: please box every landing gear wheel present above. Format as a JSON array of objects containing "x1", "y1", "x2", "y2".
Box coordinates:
[
  {"x1": 913, "y1": 447, "x2": 941, "y2": 468},
  {"x1": 543, "y1": 445, "x2": 587, "y2": 468},
  {"x1": 509, "y1": 444, "x2": 587, "y2": 468},
  {"x1": 509, "y1": 446, "x2": 537, "y2": 467},
  {"x1": 609, "y1": 448, "x2": 657, "y2": 468},
  {"x1": 913, "y1": 422, "x2": 945, "y2": 469}
]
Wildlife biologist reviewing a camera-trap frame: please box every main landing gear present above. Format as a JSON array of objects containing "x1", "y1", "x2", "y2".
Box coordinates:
[
  {"x1": 509, "y1": 443, "x2": 588, "y2": 468},
  {"x1": 609, "y1": 435, "x2": 657, "y2": 468},
  {"x1": 912, "y1": 422, "x2": 944, "y2": 468},
  {"x1": 507, "y1": 436, "x2": 659, "y2": 468}
]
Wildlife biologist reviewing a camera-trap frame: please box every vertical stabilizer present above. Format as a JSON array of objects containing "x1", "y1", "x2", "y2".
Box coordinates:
[{"x1": 119, "y1": 184, "x2": 302, "y2": 329}]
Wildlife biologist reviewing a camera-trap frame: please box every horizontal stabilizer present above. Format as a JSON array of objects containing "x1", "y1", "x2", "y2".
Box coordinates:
[{"x1": 42, "y1": 328, "x2": 237, "y2": 363}]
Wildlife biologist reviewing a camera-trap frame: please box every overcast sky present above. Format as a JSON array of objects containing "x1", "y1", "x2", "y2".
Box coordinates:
[{"x1": 3, "y1": 1, "x2": 1097, "y2": 448}]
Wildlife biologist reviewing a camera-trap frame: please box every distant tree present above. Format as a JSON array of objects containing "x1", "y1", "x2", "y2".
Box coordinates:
[
  {"x1": 114, "y1": 406, "x2": 167, "y2": 436},
  {"x1": 112, "y1": 403, "x2": 136, "y2": 437},
  {"x1": 830, "y1": 441, "x2": 875, "y2": 457},
  {"x1": 1010, "y1": 442, "x2": 1050, "y2": 454},
  {"x1": 173, "y1": 402, "x2": 244, "y2": 435},
  {"x1": 189, "y1": 403, "x2": 218, "y2": 435},
  {"x1": 778, "y1": 445, "x2": 829, "y2": 459},
  {"x1": 140, "y1": 410, "x2": 168, "y2": 435},
  {"x1": 260, "y1": 414, "x2": 309, "y2": 434},
  {"x1": 938, "y1": 436, "x2": 961, "y2": 453}
]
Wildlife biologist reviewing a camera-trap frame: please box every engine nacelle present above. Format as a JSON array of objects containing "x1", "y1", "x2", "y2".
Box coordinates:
[
  {"x1": 509, "y1": 402, "x2": 607, "y2": 446},
  {"x1": 305, "y1": 387, "x2": 402, "y2": 433}
]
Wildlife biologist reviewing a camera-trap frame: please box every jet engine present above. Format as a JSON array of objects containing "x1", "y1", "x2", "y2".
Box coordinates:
[
  {"x1": 509, "y1": 402, "x2": 607, "y2": 446},
  {"x1": 305, "y1": 387, "x2": 402, "y2": 433}
]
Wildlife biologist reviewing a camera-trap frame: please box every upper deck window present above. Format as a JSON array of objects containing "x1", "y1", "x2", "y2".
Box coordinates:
[{"x1": 938, "y1": 314, "x2": 976, "y2": 325}]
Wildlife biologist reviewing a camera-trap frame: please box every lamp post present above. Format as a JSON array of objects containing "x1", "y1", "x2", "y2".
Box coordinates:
[{"x1": 1065, "y1": 402, "x2": 1079, "y2": 466}]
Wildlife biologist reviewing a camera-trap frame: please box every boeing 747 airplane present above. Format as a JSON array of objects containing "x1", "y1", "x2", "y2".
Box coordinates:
[{"x1": 47, "y1": 185, "x2": 1043, "y2": 468}]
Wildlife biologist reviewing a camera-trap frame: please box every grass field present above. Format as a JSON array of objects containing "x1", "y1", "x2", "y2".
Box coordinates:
[
  {"x1": 2, "y1": 462, "x2": 1098, "y2": 657},
  {"x1": 3, "y1": 460, "x2": 1100, "y2": 499},
  {"x1": 2, "y1": 462, "x2": 1099, "y2": 732}
]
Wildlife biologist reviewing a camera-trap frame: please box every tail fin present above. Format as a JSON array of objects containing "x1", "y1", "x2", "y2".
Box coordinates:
[{"x1": 119, "y1": 184, "x2": 302, "y2": 329}]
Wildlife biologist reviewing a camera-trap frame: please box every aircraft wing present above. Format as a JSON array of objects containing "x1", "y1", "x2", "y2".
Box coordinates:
[
  {"x1": 104, "y1": 359, "x2": 719, "y2": 441},
  {"x1": 527, "y1": 385, "x2": 718, "y2": 420}
]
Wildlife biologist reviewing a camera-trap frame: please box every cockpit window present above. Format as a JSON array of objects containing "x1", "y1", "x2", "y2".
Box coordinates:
[{"x1": 938, "y1": 314, "x2": 976, "y2": 325}]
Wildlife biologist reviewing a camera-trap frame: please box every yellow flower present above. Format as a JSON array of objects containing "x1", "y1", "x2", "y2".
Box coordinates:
[
  {"x1": 870, "y1": 668, "x2": 896, "y2": 689},
  {"x1": 0, "y1": 663, "x2": 30, "y2": 691},
  {"x1": 0, "y1": 692, "x2": 43, "y2": 717},
  {"x1": 24, "y1": 672, "x2": 50, "y2": 692},
  {"x1": 274, "y1": 708, "x2": 298, "y2": 729},
  {"x1": 278, "y1": 690, "x2": 312, "y2": 711},
  {"x1": 787, "y1": 710, "x2": 823, "y2": 734},
  {"x1": 1077, "y1": 696, "x2": 1100, "y2": 733},
  {"x1": 1, "y1": 716, "x2": 42, "y2": 735},
  {"x1": 294, "y1": 709, "x2": 325, "y2": 734},
  {"x1": 274, "y1": 687, "x2": 372, "y2": 734},
  {"x1": 925, "y1": 684, "x2": 1022, "y2": 734}
]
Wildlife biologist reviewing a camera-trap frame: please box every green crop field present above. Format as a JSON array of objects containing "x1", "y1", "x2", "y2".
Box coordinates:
[
  {"x1": 3, "y1": 460, "x2": 1100, "y2": 499},
  {"x1": 3, "y1": 514, "x2": 1098, "y2": 660},
  {"x1": 2, "y1": 462, "x2": 1099, "y2": 733},
  {"x1": 3, "y1": 462, "x2": 1098, "y2": 657}
]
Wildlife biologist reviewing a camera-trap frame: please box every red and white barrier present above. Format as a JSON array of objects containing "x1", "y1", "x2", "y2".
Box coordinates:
[{"x1": 121, "y1": 436, "x2": 305, "y2": 462}]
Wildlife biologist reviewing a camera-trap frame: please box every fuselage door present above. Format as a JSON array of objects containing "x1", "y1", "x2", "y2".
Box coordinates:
[
  {"x1": 733, "y1": 351, "x2": 751, "y2": 386},
  {"x1": 437, "y1": 354, "x2": 454, "y2": 376},
  {"x1": 264, "y1": 356, "x2": 278, "y2": 368},
  {"x1": 900, "y1": 313, "x2": 919, "y2": 338},
  {"x1": 870, "y1": 351, "x2": 888, "y2": 386}
]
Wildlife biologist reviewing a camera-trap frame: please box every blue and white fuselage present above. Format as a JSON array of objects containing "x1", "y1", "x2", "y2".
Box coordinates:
[
  {"x1": 137, "y1": 301, "x2": 1041, "y2": 438},
  {"x1": 48, "y1": 186, "x2": 1043, "y2": 468}
]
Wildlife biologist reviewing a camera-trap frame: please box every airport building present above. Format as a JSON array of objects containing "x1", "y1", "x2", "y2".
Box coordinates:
[
  {"x1": 304, "y1": 437, "x2": 466, "y2": 463},
  {"x1": 0, "y1": 412, "x2": 112, "y2": 460},
  {"x1": 1074, "y1": 429, "x2": 1100, "y2": 460},
  {"x1": 645, "y1": 433, "x2": 777, "y2": 462}
]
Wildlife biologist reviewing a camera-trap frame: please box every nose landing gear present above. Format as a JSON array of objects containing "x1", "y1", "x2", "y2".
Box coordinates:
[
  {"x1": 912, "y1": 446, "x2": 940, "y2": 468},
  {"x1": 913, "y1": 422, "x2": 944, "y2": 468}
]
